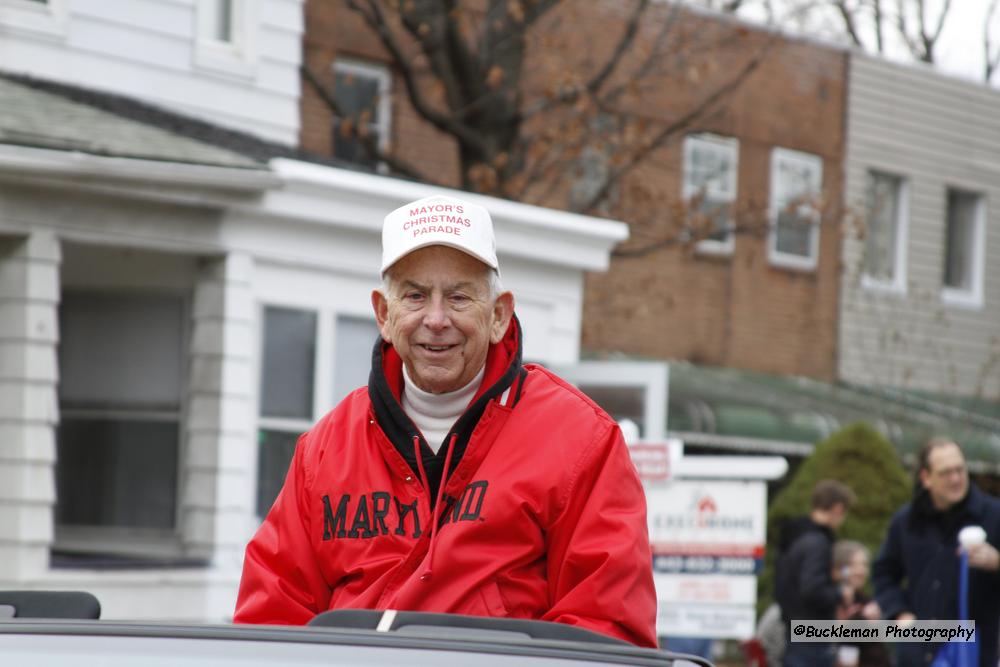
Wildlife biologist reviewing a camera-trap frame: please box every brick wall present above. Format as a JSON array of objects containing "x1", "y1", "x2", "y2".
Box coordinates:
[{"x1": 300, "y1": 1, "x2": 847, "y2": 380}]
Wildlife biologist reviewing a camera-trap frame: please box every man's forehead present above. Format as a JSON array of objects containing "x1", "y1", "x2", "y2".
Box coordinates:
[{"x1": 928, "y1": 443, "x2": 965, "y2": 470}]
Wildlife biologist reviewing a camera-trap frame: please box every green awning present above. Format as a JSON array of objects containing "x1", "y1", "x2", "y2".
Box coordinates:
[{"x1": 666, "y1": 362, "x2": 1000, "y2": 471}]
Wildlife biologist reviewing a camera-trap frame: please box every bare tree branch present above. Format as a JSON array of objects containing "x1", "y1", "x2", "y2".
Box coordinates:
[
  {"x1": 987, "y1": 0, "x2": 1000, "y2": 82},
  {"x1": 834, "y1": 0, "x2": 865, "y2": 47},
  {"x1": 585, "y1": 0, "x2": 650, "y2": 98},
  {"x1": 300, "y1": 63, "x2": 433, "y2": 182},
  {"x1": 573, "y1": 40, "x2": 773, "y2": 215},
  {"x1": 923, "y1": 0, "x2": 952, "y2": 63},
  {"x1": 343, "y1": 0, "x2": 489, "y2": 154},
  {"x1": 873, "y1": 0, "x2": 886, "y2": 52}
]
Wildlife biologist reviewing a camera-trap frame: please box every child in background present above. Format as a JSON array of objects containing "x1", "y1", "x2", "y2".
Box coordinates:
[{"x1": 832, "y1": 540, "x2": 889, "y2": 667}]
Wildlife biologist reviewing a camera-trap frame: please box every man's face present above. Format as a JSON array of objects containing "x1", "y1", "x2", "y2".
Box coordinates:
[
  {"x1": 372, "y1": 246, "x2": 513, "y2": 394},
  {"x1": 829, "y1": 502, "x2": 848, "y2": 530},
  {"x1": 920, "y1": 442, "x2": 969, "y2": 511}
]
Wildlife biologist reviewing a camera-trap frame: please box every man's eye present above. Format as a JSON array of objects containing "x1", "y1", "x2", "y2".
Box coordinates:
[{"x1": 404, "y1": 292, "x2": 425, "y2": 302}]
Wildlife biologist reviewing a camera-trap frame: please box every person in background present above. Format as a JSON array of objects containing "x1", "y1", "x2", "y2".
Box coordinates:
[
  {"x1": 831, "y1": 540, "x2": 887, "y2": 667},
  {"x1": 774, "y1": 479, "x2": 857, "y2": 667},
  {"x1": 873, "y1": 437, "x2": 1000, "y2": 667},
  {"x1": 233, "y1": 194, "x2": 657, "y2": 647}
]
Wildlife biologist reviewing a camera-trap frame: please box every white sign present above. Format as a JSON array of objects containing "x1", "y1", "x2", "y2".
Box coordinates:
[
  {"x1": 645, "y1": 479, "x2": 767, "y2": 640},
  {"x1": 647, "y1": 480, "x2": 766, "y2": 550},
  {"x1": 658, "y1": 604, "x2": 757, "y2": 639}
]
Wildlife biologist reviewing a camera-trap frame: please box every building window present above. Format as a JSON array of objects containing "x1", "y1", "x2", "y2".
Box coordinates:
[
  {"x1": 194, "y1": 0, "x2": 255, "y2": 76},
  {"x1": 55, "y1": 292, "x2": 185, "y2": 555},
  {"x1": 862, "y1": 171, "x2": 908, "y2": 293},
  {"x1": 332, "y1": 60, "x2": 391, "y2": 169},
  {"x1": 683, "y1": 134, "x2": 739, "y2": 254},
  {"x1": 199, "y1": 0, "x2": 239, "y2": 46},
  {"x1": 768, "y1": 148, "x2": 823, "y2": 270},
  {"x1": 942, "y1": 189, "x2": 986, "y2": 308},
  {"x1": 332, "y1": 316, "x2": 380, "y2": 405},
  {"x1": 256, "y1": 306, "x2": 317, "y2": 516}
]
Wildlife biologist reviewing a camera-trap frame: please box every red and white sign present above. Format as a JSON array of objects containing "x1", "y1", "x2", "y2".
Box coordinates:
[{"x1": 645, "y1": 479, "x2": 768, "y2": 639}]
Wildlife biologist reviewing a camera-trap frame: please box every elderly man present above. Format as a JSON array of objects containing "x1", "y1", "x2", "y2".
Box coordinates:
[
  {"x1": 873, "y1": 438, "x2": 1000, "y2": 667},
  {"x1": 234, "y1": 194, "x2": 657, "y2": 647}
]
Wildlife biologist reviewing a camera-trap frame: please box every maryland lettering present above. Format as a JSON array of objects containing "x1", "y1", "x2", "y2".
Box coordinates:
[{"x1": 322, "y1": 480, "x2": 489, "y2": 541}]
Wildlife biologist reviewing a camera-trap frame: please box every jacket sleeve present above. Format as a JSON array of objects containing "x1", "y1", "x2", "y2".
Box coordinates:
[
  {"x1": 872, "y1": 512, "x2": 909, "y2": 620},
  {"x1": 233, "y1": 433, "x2": 331, "y2": 624},
  {"x1": 541, "y1": 421, "x2": 658, "y2": 648},
  {"x1": 795, "y1": 533, "x2": 843, "y2": 614}
]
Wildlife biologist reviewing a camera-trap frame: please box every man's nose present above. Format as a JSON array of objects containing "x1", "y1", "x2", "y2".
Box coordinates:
[{"x1": 423, "y1": 296, "x2": 450, "y2": 330}]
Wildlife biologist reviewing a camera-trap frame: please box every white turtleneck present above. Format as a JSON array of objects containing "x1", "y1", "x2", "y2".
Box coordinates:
[{"x1": 402, "y1": 365, "x2": 485, "y2": 454}]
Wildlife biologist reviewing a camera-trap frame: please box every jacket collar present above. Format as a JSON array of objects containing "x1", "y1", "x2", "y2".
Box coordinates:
[{"x1": 368, "y1": 315, "x2": 524, "y2": 496}]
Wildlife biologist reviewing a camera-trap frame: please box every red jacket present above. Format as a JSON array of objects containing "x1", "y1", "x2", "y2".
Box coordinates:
[{"x1": 234, "y1": 318, "x2": 657, "y2": 647}]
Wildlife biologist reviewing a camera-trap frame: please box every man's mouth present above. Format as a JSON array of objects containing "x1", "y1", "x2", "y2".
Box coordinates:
[{"x1": 420, "y1": 344, "x2": 457, "y2": 352}]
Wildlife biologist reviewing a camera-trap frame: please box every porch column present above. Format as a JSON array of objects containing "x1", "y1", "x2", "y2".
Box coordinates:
[{"x1": 0, "y1": 231, "x2": 60, "y2": 582}]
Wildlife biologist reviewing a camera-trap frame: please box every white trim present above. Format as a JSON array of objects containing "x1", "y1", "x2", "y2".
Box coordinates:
[
  {"x1": 264, "y1": 159, "x2": 629, "y2": 272},
  {"x1": 860, "y1": 171, "x2": 909, "y2": 295},
  {"x1": 194, "y1": 0, "x2": 258, "y2": 79},
  {"x1": 941, "y1": 189, "x2": 986, "y2": 310},
  {"x1": 547, "y1": 360, "x2": 668, "y2": 441},
  {"x1": 683, "y1": 133, "x2": 739, "y2": 255},
  {"x1": 331, "y1": 59, "x2": 392, "y2": 173},
  {"x1": 0, "y1": 144, "x2": 279, "y2": 191},
  {"x1": 768, "y1": 147, "x2": 823, "y2": 271},
  {"x1": 0, "y1": 0, "x2": 67, "y2": 39}
]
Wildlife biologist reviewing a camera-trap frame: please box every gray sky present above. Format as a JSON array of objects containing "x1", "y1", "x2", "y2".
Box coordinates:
[{"x1": 691, "y1": 0, "x2": 1000, "y2": 87}]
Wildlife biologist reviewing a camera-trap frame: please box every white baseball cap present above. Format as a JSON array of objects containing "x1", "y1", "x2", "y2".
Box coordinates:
[{"x1": 381, "y1": 194, "x2": 499, "y2": 275}]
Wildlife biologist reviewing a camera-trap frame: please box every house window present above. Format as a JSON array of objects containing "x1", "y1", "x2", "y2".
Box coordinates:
[
  {"x1": 683, "y1": 134, "x2": 739, "y2": 253},
  {"x1": 862, "y1": 171, "x2": 908, "y2": 292},
  {"x1": 256, "y1": 306, "x2": 317, "y2": 516},
  {"x1": 942, "y1": 189, "x2": 986, "y2": 308},
  {"x1": 55, "y1": 292, "x2": 185, "y2": 553},
  {"x1": 332, "y1": 60, "x2": 391, "y2": 169},
  {"x1": 769, "y1": 148, "x2": 823, "y2": 270},
  {"x1": 200, "y1": 0, "x2": 238, "y2": 45},
  {"x1": 332, "y1": 316, "x2": 380, "y2": 405},
  {"x1": 194, "y1": 0, "x2": 254, "y2": 76}
]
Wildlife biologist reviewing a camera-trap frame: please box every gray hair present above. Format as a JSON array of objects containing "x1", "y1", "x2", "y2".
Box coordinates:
[{"x1": 381, "y1": 266, "x2": 504, "y2": 300}]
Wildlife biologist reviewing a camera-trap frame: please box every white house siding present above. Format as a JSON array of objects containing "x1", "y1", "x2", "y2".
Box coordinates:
[
  {"x1": 0, "y1": 232, "x2": 60, "y2": 581},
  {"x1": 0, "y1": 149, "x2": 626, "y2": 621},
  {"x1": 839, "y1": 55, "x2": 1000, "y2": 399},
  {"x1": 0, "y1": 0, "x2": 303, "y2": 144}
]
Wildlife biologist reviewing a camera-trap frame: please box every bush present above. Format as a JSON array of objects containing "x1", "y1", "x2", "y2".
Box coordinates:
[{"x1": 757, "y1": 422, "x2": 912, "y2": 615}]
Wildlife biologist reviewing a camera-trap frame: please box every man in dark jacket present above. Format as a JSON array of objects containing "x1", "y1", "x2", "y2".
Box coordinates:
[
  {"x1": 873, "y1": 438, "x2": 1000, "y2": 667},
  {"x1": 774, "y1": 479, "x2": 856, "y2": 667}
]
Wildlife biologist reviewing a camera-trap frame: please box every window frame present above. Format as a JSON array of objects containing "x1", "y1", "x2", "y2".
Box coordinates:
[
  {"x1": 767, "y1": 147, "x2": 824, "y2": 271},
  {"x1": 255, "y1": 304, "x2": 320, "y2": 517},
  {"x1": 194, "y1": 0, "x2": 257, "y2": 78},
  {"x1": 682, "y1": 133, "x2": 740, "y2": 256},
  {"x1": 860, "y1": 170, "x2": 909, "y2": 295},
  {"x1": 254, "y1": 305, "x2": 381, "y2": 517},
  {"x1": 331, "y1": 59, "x2": 392, "y2": 171},
  {"x1": 53, "y1": 289, "x2": 190, "y2": 559},
  {"x1": 941, "y1": 187, "x2": 987, "y2": 310}
]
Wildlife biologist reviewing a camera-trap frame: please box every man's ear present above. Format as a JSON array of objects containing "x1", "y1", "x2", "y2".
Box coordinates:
[
  {"x1": 372, "y1": 289, "x2": 391, "y2": 342},
  {"x1": 490, "y1": 291, "x2": 515, "y2": 344},
  {"x1": 919, "y1": 468, "x2": 932, "y2": 491}
]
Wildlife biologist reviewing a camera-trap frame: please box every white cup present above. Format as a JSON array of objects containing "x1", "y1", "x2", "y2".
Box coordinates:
[{"x1": 837, "y1": 644, "x2": 860, "y2": 667}]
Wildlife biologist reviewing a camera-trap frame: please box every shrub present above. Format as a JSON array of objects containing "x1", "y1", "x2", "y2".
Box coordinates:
[{"x1": 757, "y1": 421, "x2": 912, "y2": 615}]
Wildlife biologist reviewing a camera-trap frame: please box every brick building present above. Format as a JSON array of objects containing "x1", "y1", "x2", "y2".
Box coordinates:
[{"x1": 299, "y1": 1, "x2": 847, "y2": 381}]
